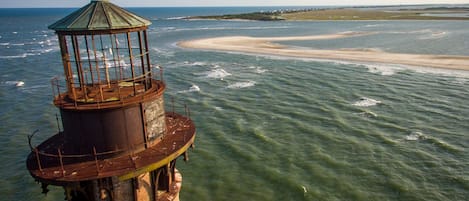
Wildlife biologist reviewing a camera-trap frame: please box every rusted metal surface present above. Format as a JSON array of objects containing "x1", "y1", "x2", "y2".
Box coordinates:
[
  {"x1": 53, "y1": 79, "x2": 165, "y2": 110},
  {"x1": 26, "y1": 112, "x2": 195, "y2": 186},
  {"x1": 48, "y1": 0, "x2": 151, "y2": 32},
  {"x1": 60, "y1": 103, "x2": 146, "y2": 156}
]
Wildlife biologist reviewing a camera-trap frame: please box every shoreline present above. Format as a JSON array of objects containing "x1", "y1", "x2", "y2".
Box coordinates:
[
  {"x1": 178, "y1": 32, "x2": 469, "y2": 71},
  {"x1": 186, "y1": 7, "x2": 469, "y2": 21}
]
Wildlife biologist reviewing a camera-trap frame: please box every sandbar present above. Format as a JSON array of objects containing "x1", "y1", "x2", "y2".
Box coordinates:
[{"x1": 178, "y1": 32, "x2": 469, "y2": 71}]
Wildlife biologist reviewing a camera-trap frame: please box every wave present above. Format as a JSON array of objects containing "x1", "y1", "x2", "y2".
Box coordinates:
[
  {"x1": 177, "y1": 84, "x2": 201, "y2": 93},
  {"x1": 364, "y1": 24, "x2": 383, "y2": 28},
  {"x1": 226, "y1": 81, "x2": 256, "y2": 89},
  {"x1": 19, "y1": 84, "x2": 49, "y2": 94},
  {"x1": 404, "y1": 131, "x2": 426, "y2": 141},
  {"x1": 0, "y1": 53, "x2": 38, "y2": 59},
  {"x1": 0, "y1": 47, "x2": 59, "y2": 59},
  {"x1": 152, "y1": 47, "x2": 175, "y2": 57},
  {"x1": 386, "y1": 29, "x2": 449, "y2": 39},
  {"x1": 365, "y1": 63, "x2": 404, "y2": 76},
  {"x1": 10, "y1": 43, "x2": 25, "y2": 46},
  {"x1": 248, "y1": 65, "x2": 268, "y2": 74},
  {"x1": 352, "y1": 97, "x2": 381, "y2": 107},
  {"x1": 355, "y1": 110, "x2": 378, "y2": 118},
  {"x1": 403, "y1": 131, "x2": 462, "y2": 152},
  {"x1": 418, "y1": 31, "x2": 447, "y2": 40},
  {"x1": 204, "y1": 69, "x2": 231, "y2": 79},
  {"x1": 248, "y1": 55, "x2": 469, "y2": 78},
  {"x1": 184, "y1": 61, "x2": 209, "y2": 67},
  {"x1": 165, "y1": 16, "x2": 188, "y2": 20},
  {"x1": 4, "y1": 81, "x2": 25, "y2": 87}
]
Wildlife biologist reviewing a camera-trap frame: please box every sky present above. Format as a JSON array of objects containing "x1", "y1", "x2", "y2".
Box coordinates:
[{"x1": 1, "y1": 0, "x2": 468, "y2": 8}]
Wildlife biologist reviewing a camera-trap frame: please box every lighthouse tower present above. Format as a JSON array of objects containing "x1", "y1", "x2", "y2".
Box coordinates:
[{"x1": 26, "y1": 1, "x2": 196, "y2": 200}]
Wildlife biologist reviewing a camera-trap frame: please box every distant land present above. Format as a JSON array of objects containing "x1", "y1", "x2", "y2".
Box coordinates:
[{"x1": 186, "y1": 6, "x2": 469, "y2": 21}]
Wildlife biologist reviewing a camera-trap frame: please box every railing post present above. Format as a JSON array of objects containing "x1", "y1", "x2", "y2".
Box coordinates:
[
  {"x1": 58, "y1": 148, "x2": 65, "y2": 177},
  {"x1": 50, "y1": 79, "x2": 56, "y2": 100},
  {"x1": 55, "y1": 113, "x2": 61, "y2": 133},
  {"x1": 93, "y1": 147, "x2": 99, "y2": 174},
  {"x1": 56, "y1": 78, "x2": 62, "y2": 106},
  {"x1": 34, "y1": 148, "x2": 43, "y2": 172}
]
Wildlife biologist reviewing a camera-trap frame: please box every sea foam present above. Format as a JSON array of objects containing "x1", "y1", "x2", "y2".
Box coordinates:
[
  {"x1": 405, "y1": 131, "x2": 426, "y2": 141},
  {"x1": 365, "y1": 64, "x2": 404, "y2": 76},
  {"x1": 205, "y1": 69, "x2": 231, "y2": 79},
  {"x1": 352, "y1": 97, "x2": 381, "y2": 107},
  {"x1": 177, "y1": 84, "x2": 201, "y2": 93},
  {"x1": 226, "y1": 81, "x2": 256, "y2": 89},
  {"x1": 4, "y1": 81, "x2": 25, "y2": 87}
]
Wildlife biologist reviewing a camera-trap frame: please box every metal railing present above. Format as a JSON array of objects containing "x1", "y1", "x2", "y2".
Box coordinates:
[
  {"x1": 27, "y1": 100, "x2": 193, "y2": 175},
  {"x1": 51, "y1": 66, "x2": 164, "y2": 109}
]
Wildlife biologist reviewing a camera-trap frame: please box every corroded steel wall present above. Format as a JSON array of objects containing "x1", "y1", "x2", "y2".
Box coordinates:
[{"x1": 60, "y1": 105, "x2": 145, "y2": 156}]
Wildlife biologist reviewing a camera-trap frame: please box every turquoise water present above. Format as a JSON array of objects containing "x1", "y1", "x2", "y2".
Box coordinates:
[{"x1": 1, "y1": 8, "x2": 468, "y2": 201}]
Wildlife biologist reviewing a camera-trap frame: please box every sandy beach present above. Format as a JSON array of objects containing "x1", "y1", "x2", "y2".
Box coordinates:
[{"x1": 178, "y1": 32, "x2": 469, "y2": 71}]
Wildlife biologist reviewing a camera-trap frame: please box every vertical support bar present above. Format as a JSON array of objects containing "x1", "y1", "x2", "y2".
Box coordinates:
[
  {"x1": 72, "y1": 35, "x2": 88, "y2": 101},
  {"x1": 126, "y1": 32, "x2": 137, "y2": 95},
  {"x1": 34, "y1": 148, "x2": 43, "y2": 172},
  {"x1": 99, "y1": 35, "x2": 111, "y2": 87},
  {"x1": 93, "y1": 147, "x2": 99, "y2": 173},
  {"x1": 57, "y1": 148, "x2": 65, "y2": 177},
  {"x1": 183, "y1": 151, "x2": 189, "y2": 162},
  {"x1": 91, "y1": 35, "x2": 102, "y2": 85},
  {"x1": 165, "y1": 163, "x2": 171, "y2": 192},
  {"x1": 84, "y1": 35, "x2": 95, "y2": 85},
  {"x1": 133, "y1": 178, "x2": 139, "y2": 201},
  {"x1": 140, "y1": 103, "x2": 148, "y2": 148},
  {"x1": 137, "y1": 31, "x2": 147, "y2": 89},
  {"x1": 56, "y1": 78, "x2": 63, "y2": 105},
  {"x1": 58, "y1": 35, "x2": 70, "y2": 90},
  {"x1": 50, "y1": 79, "x2": 55, "y2": 99},
  {"x1": 109, "y1": 34, "x2": 119, "y2": 81},
  {"x1": 58, "y1": 34, "x2": 77, "y2": 101},
  {"x1": 150, "y1": 171, "x2": 156, "y2": 201},
  {"x1": 143, "y1": 30, "x2": 152, "y2": 83},
  {"x1": 113, "y1": 34, "x2": 124, "y2": 80},
  {"x1": 55, "y1": 113, "x2": 61, "y2": 133}
]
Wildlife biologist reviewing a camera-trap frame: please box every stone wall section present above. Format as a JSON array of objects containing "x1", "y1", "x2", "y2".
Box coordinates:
[{"x1": 144, "y1": 97, "x2": 167, "y2": 142}]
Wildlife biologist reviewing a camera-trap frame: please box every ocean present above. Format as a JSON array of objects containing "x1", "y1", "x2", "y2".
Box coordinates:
[{"x1": 0, "y1": 7, "x2": 468, "y2": 201}]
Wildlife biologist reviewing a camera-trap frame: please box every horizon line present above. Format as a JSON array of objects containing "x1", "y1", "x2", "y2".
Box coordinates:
[{"x1": 1, "y1": 3, "x2": 468, "y2": 9}]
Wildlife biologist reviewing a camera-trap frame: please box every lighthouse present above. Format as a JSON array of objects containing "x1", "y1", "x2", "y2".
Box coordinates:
[{"x1": 26, "y1": 1, "x2": 196, "y2": 200}]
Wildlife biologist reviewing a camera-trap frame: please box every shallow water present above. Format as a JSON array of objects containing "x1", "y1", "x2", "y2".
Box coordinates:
[{"x1": 0, "y1": 7, "x2": 468, "y2": 201}]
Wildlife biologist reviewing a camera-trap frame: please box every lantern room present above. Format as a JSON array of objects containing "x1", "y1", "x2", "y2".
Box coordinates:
[{"x1": 49, "y1": 0, "x2": 157, "y2": 105}]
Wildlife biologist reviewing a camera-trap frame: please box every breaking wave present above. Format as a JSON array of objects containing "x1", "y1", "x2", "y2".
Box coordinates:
[
  {"x1": 352, "y1": 97, "x2": 382, "y2": 107},
  {"x1": 177, "y1": 84, "x2": 201, "y2": 93},
  {"x1": 4, "y1": 81, "x2": 25, "y2": 87},
  {"x1": 226, "y1": 81, "x2": 256, "y2": 89},
  {"x1": 204, "y1": 69, "x2": 231, "y2": 79}
]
